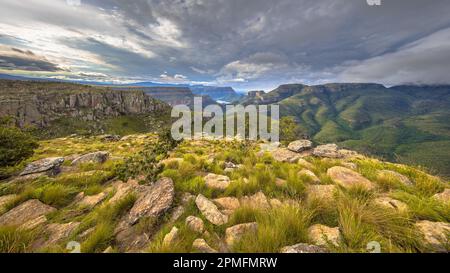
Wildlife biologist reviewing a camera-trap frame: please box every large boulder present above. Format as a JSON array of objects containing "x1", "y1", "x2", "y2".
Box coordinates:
[
  {"x1": 195, "y1": 194, "x2": 228, "y2": 226},
  {"x1": 288, "y1": 140, "x2": 313, "y2": 153},
  {"x1": 192, "y1": 239, "x2": 218, "y2": 253},
  {"x1": 20, "y1": 157, "x2": 64, "y2": 176},
  {"x1": 71, "y1": 151, "x2": 109, "y2": 166},
  {"x1": 313, "y1": 144, "x2": 342, "y2": 158},
  {"x1": 204, "y1": 173, "x2": 231, "y2": 190},
  {"x1": 213, "y1": 197, "x2": 241, "y2": 211},
  {"x1": 306, "y1": 185, "x2": 337, "y2": 201},
  {"x1": 127, "y1": 177, "x2": 175, "y2": 225},
  {"x1": 433, "y1": 189, "x2": 450, "y2": 204},
  {"x1": 415, "y1": 220, "x2": 450, "y2": 252},
  {"x1": 240, "y1": 192, "x2": 271, "y2": 210},
  {"x1": 270, "y1": 148, "x2": 303, "y2": 163},
  {"x1": 185, "y1": 216, "x2": 205, "y2": 233},
  {"x1": 225, "y1": 222, "x2": 258, "y2": 247},
  {"x1": 377, "y1": 170, "x2": 413, "y2": 186},
  {"x1": 280, "y1": 243, "x2": 328, "y2": 253},
  {"x1": 327, "y1": 166, "x2": 375, "y2": 190},
  {"x1": 0, "y1": 199, "x2": 56, "y2": 228},
  {"x1": 308, "y1": 224, "x2": 341, "y2": 247}
]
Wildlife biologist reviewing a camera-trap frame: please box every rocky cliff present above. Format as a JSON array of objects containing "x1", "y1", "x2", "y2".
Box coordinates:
[{"x1": 0, "y1": 80, "x2": 168, "y2": 128}]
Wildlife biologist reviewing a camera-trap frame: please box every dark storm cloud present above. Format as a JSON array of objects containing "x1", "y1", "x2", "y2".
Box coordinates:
[
  {"x1": 1, "y1": 0, "x2": 450, "y2": 89},
  {"x1": 0, "y1": 46, "x2": 61, "y2": 71}
]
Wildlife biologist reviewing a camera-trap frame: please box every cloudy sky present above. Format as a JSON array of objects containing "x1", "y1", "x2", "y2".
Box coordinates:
[{"x1": 0, "y1": 0, "x2": 449, "y2": 91}]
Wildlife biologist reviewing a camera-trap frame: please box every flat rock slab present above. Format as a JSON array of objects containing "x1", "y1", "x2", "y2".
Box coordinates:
[
  {"x1": 20, "y1": 157, "x2": 64, "y2": 176},
  {"x1": 127, "y1": 177, "x2": 175, "y2": 225},
  {"x1": 313, "y1": 144, "x2": 342, "y2": 158},
  {"x1": 204, "y1": 173, "x2": 231, "y2": 190},
  {"x1": 280, "y1": 243, "x2": 328, "y2": 253},
  {"x1": 195, "y1": 194, "x2": 228, "y2": 226},
  {"x1": 75, "y1": 192, "x2": 107, "y2": 208},
  {"x1": 0, "y1": 199, "x2": 56, "y2": 227},
  {"x1": 71, "y1": 151, "x2": 109, "y2": 166},
  {"x1": 42, "y1": 222, "x2": 80, "y2": 247},
  {"x1": 225, "y1": 222, "x2": 258, "y2": 247},
  {"x1": 327, "y1": 166, "x2": 375, "y2": 190}
]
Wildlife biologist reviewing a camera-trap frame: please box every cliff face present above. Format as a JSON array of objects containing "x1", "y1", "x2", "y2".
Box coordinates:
[{"x1": 0, "y1": 80, "x2": 168, "y2": 127}]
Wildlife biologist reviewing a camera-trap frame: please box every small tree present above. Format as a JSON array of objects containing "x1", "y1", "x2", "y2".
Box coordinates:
[
  {"x1": 0, "y1": 125, "x2": 38, "y2": 168},
  {"x1": 280, "y1": 116, "x2": 302, "y2": 144}
]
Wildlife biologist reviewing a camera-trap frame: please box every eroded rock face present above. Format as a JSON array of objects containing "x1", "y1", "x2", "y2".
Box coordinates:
[
  {"x1": 192, "y1": 239, "x2": 218, "y2": 253},
  {"x1": 71, "y1": 151, "x2": 109, "y2": 166},
  {"x1": 327, "y1": 166, "x2": 375, "y2": 190},
  {"x1": 127, "y1": 177, "x2": 175, "y2": 225},
  {"x1": 225, "y1": 222, "x2": 258, "y2": 247},
  {"x1": 433, "y1": 189, "x2": 450, "y2": 204},
  {"x1": 288, "y1": 140, "x2": 313, "y2": 153},
  {"x1": 204, "y1": 173, "x2": 231, "y2": 190},
  {"x1": 308, "y1": 224, "x2": 341, "y2": 247},
  {"x1": 20, "y1": 157, "x2": 64, "y2": 176},
  {"x1": 280, "y1": 243, "x2": 328, "y2": 253},
  {"x1": 377, "y1": 170, "x2": 413, "y2": 186},
  {"x1": 186, "y1": 216, "x2": 205, "y2": 233},
  {"x1": 195, "y1": 194, "x2": 228, "y2": 226},
  {"x1": 373, "y1": 197, "x2": 408, "y2": 212},
  {"x1": 0, "y1": 199, "x2": 56, "y2": 228},
  {"x1": 415, "y1": 221, "x2": 450, "y2": 252}
]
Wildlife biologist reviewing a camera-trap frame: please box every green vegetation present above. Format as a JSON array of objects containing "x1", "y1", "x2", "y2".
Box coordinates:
[{"x1": 0, "y1": 226, "x2": 35, "y2": 253}]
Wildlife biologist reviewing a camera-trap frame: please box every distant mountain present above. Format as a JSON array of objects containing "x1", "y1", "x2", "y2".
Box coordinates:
[
  {"x1": 189, "y1": 86, "x2": 243, "y2": 103},
  {"x1": 240, "y1": 83, "x2": 450, "y2": 177}
]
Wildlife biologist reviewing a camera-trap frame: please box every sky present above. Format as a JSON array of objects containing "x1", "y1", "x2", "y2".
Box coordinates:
[{"x1": 0, "y1": 0, "x2": 449, "y2": 91}]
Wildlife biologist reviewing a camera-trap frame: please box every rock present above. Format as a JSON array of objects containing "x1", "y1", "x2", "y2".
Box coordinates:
[
  {"x1": 0, "y1": 194, "x2": 16, "y2": 210},
  {"x1": 42, "y1": 222, "x2": 80, "y2": 246},
  {"x1": 306, "y1": 185, "x2": 337, "y2": 201},
  {"x1": 224, "y1": 162, "x2": 238, "y2": 169},
  {"x1": 24, "y1": 215, "x2": 48, "y2": 230},
  {"x1": 338, "y1": 149, "x2": 360, "y2": 158},
  {"x1": 180, "y1": 192, "x2": 195, "y2": 204},
  {"x1": 373, "y1": 197, "x2": 408, "y2": 212},
  {"x1": 185, "y1": 216, "x2": 205, "y2": 233},
  {"x1": 71, "y1": 151, "x2": 109, "y2": 166},
  {"x1": 11, "y1": 173, "x2": 49, "y2": 182},
  {"x1": 162, "y1": 227, "x2": 179, "y2": 247},
  {"x1": 159, "y1": 158, "x2": 184, "y2": 167},
  {"x1": 377, "y1": 170, "x2": 413, "y2": 186},
  {"x1": 270, "y1": 198, "x2": 283, "y2": 208},
  {"x1": 75, "y1": 192, "x2": 107, "y2": 208},
  {"x1": 192, "y1": 239, "x2": 218, "y2": 253},
  {"x1": 213, "y1": 197, "x2": 240, "y2": 211},
  {"x1": 341, "y1": 162, "x2": 357, "y2": 170},
  {"x1": 308, "y1": 224, "x2": 341, "y2": 247},
  {"x1": 288, "y1": 140, "x2": 313, "y2": 153},
  {"x1": 127, "y1": 177, "x2": 174, "y2": 225},
  {"x1": 103, "y1": 246, "x2": 115, "y2": 253},
  {"x1": 240, "y1": 192, "x2": 270, "y2": 210},
  {"x1": 327, "y1": 166, "x2": 375, "y2": 190},
  {"x1": 275, "y1": 178, "x2": 287, "y2": 187},
  {"x1": 108, "y1": 181, "x2": 139, "y2": 205},
  {"x1": 169, "y1": 206, "x2": 185, "y2": 224},
  {"x1": 195, "y1": 194, "x2": 228, "y2": 226},
  {"x1": 298, "y1": 159, "x2": 314, "y2": 169},
  {"x1": 20, "y1": 157, "x2": 64, "y2": 176},
  {"x1": 433, "y1": 189, "x2": 450, "y2": 204},
  {"x1": 298, "y1": 169, "x2": 321, "y2": 184},
  {"x1": 0, "y1": 199, "x2": 56, "y2": 227},
  {"x1": 280, "y1": 243, "x2": 328, "y2": 253},
  {"x1": 204, "y1": 173, "x2": 231, "y2": 190},
  {"x1": 313, "y1": 144, "x2": 342, "y2": 158},
  {"x1": 225, "y1": 222, "x2": 258, "y2": 247},
  {"x1": 100, "y1": 135, "x2": 121, "y2": 142},
  {"x1": 271, "y1": 148, "x2": 303, "y2": 163},
  {"x1": 415, "y1": 221, "x2": 450, "y2": 252}
]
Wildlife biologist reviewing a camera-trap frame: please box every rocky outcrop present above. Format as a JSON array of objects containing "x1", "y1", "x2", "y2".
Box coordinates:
[
  {"x1": 20, "y1": 157, "x2": 64, "y2": 176},
  {"x1": 195, "y1": 195, "x2": 228, "y2": 226},
  {"x1": 0, "y1": 80, "x2": 168, "y2": 128},
  {"x1": 71, "y1": 151, "x2": 109, "y2": 166},
  {"x1": 0, "y1": 199, "x2": 56, "y2": 228},
  {"x1": 327, "y1": 166, "x2": 375, "y2": 190}
]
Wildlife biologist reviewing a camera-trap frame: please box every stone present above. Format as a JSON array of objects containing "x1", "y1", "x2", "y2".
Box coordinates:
[
  {"x1": 240, "y1": 192, "x2": 271, "y2": 210},
  {"x1": 20, "y1": 157, "x2": 64, "y2": 176},
  {"x1": 100, "y1": 135, "x2": 121, "y2": 142},
  {"x1": 377, "y1": 170, "x2": 413, "y2": 186},
  {"x1": 270, "y1": 198, "x2": 283, "y2": 208},
  {"x1": 43, "y1": 222, "x2": 80, "y2": 246},
  {"x1": 0, "y1": 199, "x2": 56, "y2": 227},
  {"x1": 192, "y1": 239, "x2": 218, "y2": 253},
  {"x1": 225, "y1": 222, "x2": 258, "y2": 247},
  {"x1": 195, "y1": 194, "x2": 228, "y2": 226},
  {"x1": 108, "y1": 181, "x2": 139, "y2": 205},
  {"x1": 327, "y1": 166, "x2": 375, "y2": 190},
  {"x1": 306, "y1": 185, "x2": 337, "y2": 201},
  {"x1": 373, "y1": 197, "x2": 408, "y2": 212},
  {"x1": 298, "y1": 169, "x2": 321, "y2": 184},
  {"x1": 298, "y1": 159, "x2": 314, "y2": 169},
  {"x1": 224, "y1": 162, "x2": 238, "y2": 169},
  {"x1": 185, "y1": 216, "x2": 204, "y2": 233},
  {"x1": 213, "y1": 197, "x2": 240, "y2": 211},
  {"x1": 163, "y1": 226, "x2": 179, "y2": 247},
  {"x1": 103, "y1": 246, "x2": 115, "y2": 253},
  {"x1": 271, "y1": 148, "x2": 303, "y2": 163},
  {"x1": 288, "y1": 140, "x2": 313, "y2": 153},
  {"x1": 127, "y1": 177, "x2": 175, "y2": 225},
  {"x1": 71, "y1": 151, "x2": 109, "y2": 166},
  {"x1": 415, "y1": 221, "x2": 450, "y2": 252},
  {"x1": 308, "y1": 224, "x2": 341, "y2": 247},
  {"x1": 11, "y1": 173, "x2": 48, "y2": 183},
  {"x1": 275, "y1": 178, "x2": 287, "y2": 187},
  {"x1": 76, "y1": 192, "x2": 107, "y2": 208},
  {"x1": 313, "y1": 144, "x2": 342, "y2": 158},
  {"x1": 341, "y1": 162, "x2": 357, "y2": 170},
  {"x1": 169, "y1": 206, "x2": 185, "y2": 224},
  {"x1": 433, "y1": 189, "x2": 450, "y2": 204},
  {"x1": 204, "y1": 173, "x2": 231, "y2": 190},
  {"x1": 280, "y1": 243, "x2": 328, "y2": 253},
  {"x1": 180, "y1": 192, "x2": 195, "y2": 204},
  {"x1": 23, "y1": 215, "x2": 48, "y2": 230}
]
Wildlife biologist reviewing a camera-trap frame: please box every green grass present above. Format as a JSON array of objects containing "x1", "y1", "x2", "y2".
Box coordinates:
[{"x1": 0, "y1": 226, "x2": 35, "y2": 253}]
